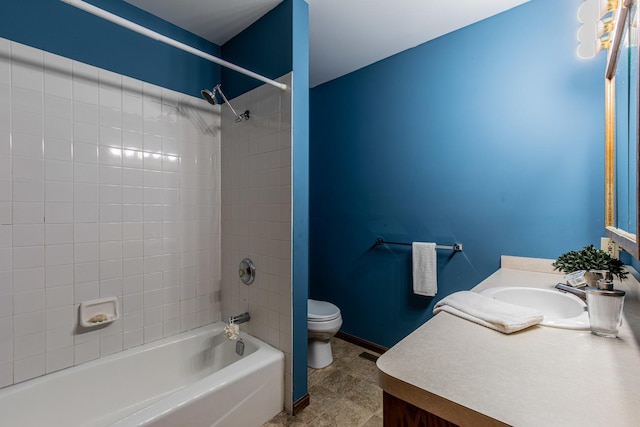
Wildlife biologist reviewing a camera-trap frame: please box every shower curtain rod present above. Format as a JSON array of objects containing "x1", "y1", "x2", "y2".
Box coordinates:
[{"x1": 60, "y1": 0, "x2": 288, "y2": 91}]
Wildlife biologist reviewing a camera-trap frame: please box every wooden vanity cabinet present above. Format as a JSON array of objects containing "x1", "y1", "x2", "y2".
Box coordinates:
[{"x1": 383, "y1": 392, "x2": 459, "y2": 427}]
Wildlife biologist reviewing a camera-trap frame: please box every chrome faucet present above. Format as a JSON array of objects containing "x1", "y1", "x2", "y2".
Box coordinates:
[
  {"x1": 555, "y1": 283, "x2": 586, "y2": 300},
  {"x1": 229, "y1": 312, "x2": 250, "y2": 325}
]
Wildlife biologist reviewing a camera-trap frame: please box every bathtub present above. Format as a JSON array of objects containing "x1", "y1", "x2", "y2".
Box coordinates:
[{"x1": 0, "y1": 322, "x2": 284, "y2": 427}]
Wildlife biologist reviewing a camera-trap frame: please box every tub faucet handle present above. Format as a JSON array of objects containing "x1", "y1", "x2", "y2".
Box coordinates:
[{"x1": 238, "y1": 258, "x2": 255, "y2": 285}]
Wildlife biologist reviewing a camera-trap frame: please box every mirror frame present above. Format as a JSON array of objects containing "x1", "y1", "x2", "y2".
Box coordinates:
[{"x1": 605, "y1": 0, "x2": 640, "y2": 259}]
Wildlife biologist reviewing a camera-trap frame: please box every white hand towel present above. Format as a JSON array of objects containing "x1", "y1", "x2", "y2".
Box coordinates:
[
  {"x1": 433, "y1": 291, "x2": 544, "y2": 334},
  {"x1": 412, "y1": 242, "x2": 437, "y2": 296}
]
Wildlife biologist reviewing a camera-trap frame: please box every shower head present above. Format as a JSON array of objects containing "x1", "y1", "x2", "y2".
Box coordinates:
[
  {"x1": 200, "y1": 88, "x2": 217, "y2": 105},
  {"x1": 201, "y1": 84, "x2": 250, "y2": 122}
]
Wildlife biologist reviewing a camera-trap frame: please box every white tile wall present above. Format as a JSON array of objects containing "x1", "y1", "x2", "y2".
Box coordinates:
[
  {"x1": 0, "y1": 38, "x2": 222, "y2": 388},
  {"x1": 220, "y1": 73, "x2": 293, "y2": 412}
]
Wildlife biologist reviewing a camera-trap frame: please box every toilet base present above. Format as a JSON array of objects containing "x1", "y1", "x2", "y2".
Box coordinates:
[{"x1": 308, "y1": 339, "x2": 333, "y2": 369}]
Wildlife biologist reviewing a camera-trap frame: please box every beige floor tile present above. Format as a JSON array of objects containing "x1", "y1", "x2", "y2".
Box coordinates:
[
  {"x1": 308, "y1": 363, "x2": 338, "y2": 387},
  {"x1": 331, "y1": 339, "x2": 361, "y2": 362},
  {"x1": 306, "y1": 384, "x2": 342, "y2": 416},
  {"x1": 317, "y1": 370, "x2": 362, "y2": 395},
  {"x1": 348, "y1": 355, "x2": 379, "y2": 383},
  {"x1": 263, "y1": 411, "x2": 308, "y2": 426},
  {"x1": 264, "y1": 338, "x2": 383, "y2": 427},
  {"x1": 344, "y1": 381, "x2": 382, "y2": 414},
  {"x1": 306, "y1": 417, "x2": 337, "y2": 427},
  {"x1": 323, "y1": 398, "x2": 372, "y2": 427},
  {"x1": 362, "y1": 414, "x2": 383, "y2": 427}
]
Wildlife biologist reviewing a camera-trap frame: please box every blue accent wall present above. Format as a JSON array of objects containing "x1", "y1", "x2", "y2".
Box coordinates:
[
  {"x1": 309, "y1": 0, "x2": 607, "y2": 348},
  {"x1": 1, "y1": 0, "x2": 220, "y2": 97},
  {"x1": 221, "y1": 0, "x2": 293, "y2": 100},
  {"x1": 291, "y1": 0, "x2": 310, "y2": 406},
  {"x1": 222, "y1": 0, "x2": 293, "y2": 99}
]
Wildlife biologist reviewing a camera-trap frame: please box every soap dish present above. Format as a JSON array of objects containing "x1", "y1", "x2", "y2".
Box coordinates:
[{"x1": 79, "y1": 297, "x2": 119, "y2": 327}]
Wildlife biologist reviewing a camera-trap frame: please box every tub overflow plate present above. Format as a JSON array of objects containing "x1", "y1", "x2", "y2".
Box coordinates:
[{"x1": 238, "y1": 258, "x2": 256, "y2": 285}]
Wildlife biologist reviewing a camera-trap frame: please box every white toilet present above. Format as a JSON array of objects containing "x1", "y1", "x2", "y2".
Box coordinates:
[{"x1": 307, "y1": 299, "x2": 343, "y2": 369}]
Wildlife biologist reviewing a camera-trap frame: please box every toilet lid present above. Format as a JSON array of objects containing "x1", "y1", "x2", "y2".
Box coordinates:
[{"x1": 308, "y1": 299, "x2": 341, "y2": 321}]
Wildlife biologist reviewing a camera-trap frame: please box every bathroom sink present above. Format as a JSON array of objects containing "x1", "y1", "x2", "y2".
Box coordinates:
[{"x1": 479, "y1": 287, "x2": 590, "y2": 330}]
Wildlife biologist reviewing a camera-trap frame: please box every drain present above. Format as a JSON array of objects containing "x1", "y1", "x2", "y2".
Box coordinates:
[{"x1": 359, "y1": 352, "x2": 379, "y2": 363}]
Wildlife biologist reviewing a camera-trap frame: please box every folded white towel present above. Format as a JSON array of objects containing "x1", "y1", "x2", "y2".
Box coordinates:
[
  {"x1": 412, "y1": 242, "x2": 437, "y2": 296},
  {"x1": 433, "y1": 291, "x2": 544, "y2": 334}
]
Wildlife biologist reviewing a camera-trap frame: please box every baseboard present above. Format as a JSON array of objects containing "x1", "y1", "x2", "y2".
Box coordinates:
[
  {"x1": 335, "y1": 331, "x2": 388, "y2": 355},
  {"x1": 293, "y1": 393, "x2": 310, "y2": 415}
]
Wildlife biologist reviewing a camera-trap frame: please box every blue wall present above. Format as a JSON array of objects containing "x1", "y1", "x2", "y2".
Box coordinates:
[
  {"x1": 309, "y1": 0, "x2": 607, "y2": 348},
  {"x1": 291, "y1": 0, "x2": 310, "y2": 406},
  {"x1": 1, "y1": 0, "x2": 221, "y2": 97},
  {"x1": 221, "y1": 0, "x2": 293, "y2": 100}
]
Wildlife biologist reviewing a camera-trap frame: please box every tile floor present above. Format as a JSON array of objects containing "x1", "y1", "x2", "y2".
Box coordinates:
[{"x1": 263, "y1": 337, "x2": 383, "y2": 427}]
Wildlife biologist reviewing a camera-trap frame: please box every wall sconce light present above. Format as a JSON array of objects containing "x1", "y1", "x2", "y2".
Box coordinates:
[{"x1": 578, "y1": 0, "x2": 620, "y2": 58}]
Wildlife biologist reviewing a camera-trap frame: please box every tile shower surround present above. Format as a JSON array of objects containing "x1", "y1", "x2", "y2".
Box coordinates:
[
  {"x1": 0, "y1": 38, "x2": 222, "y2": 387},
  {"x1": 0, "y1": 36, "x2": 294, "y2": 405},
  {"x1": 220, "y1": 73, "x2": 293, "y2": 412}
]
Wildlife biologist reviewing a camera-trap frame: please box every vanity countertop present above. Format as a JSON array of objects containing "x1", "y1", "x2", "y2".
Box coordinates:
[{"x1": 377, "y1": 256, "x2": 640, "y2": 427}]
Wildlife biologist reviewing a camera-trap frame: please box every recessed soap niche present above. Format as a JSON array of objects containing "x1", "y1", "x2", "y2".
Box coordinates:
[{"x1": 79, "y1": 297, "x2": 120, "y2": 328}]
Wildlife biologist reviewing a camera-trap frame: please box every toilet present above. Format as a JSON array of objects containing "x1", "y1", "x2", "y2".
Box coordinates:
[{"x1": 307, "y1": 299, "x2": 343, "y2": 369}]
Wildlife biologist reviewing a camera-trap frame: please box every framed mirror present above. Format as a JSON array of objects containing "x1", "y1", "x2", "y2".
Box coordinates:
[{"x1": 605, "y1": 0, "x2": 639, "y2": 258}]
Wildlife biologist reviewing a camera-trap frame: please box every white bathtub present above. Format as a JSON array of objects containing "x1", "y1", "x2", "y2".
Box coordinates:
[{"x1": 0, "y1": 322, "x2": 284, "y2": 427}]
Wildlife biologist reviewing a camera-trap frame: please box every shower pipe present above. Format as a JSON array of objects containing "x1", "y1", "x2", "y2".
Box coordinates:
[{"x1": 60, "y1": 0, "x2": 288, "y2": 92}]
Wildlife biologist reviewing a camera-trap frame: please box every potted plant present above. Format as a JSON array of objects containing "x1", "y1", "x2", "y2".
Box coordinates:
[{"x1": 553, "y1": 245, "x2": 628, "y2": 286}]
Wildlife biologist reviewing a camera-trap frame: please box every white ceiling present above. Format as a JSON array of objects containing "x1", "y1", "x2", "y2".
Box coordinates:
[
  {"x1": 124, "y1": 0, "x2": 284, "y2": 46},
  {"x1": 124, "y1": 0, "x2": 530, "y2": 88}
]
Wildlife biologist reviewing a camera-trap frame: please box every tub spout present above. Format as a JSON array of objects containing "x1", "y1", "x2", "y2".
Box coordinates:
[{"x1": 229, "y1": 312, "x2": 250, "y2": 325}]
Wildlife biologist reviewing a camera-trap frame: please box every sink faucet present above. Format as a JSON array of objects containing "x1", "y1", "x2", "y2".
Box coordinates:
[
  {"x1": 229, "y1": 312, "x2": 250, "y2": 325},
  {"x1": 555, "y1": 283, "x2": 586, "y2": 300}
]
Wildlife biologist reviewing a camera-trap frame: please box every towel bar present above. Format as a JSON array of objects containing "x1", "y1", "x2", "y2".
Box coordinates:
[{"x1": 374, "y1": 237, "x2": 463, "y2": 252}]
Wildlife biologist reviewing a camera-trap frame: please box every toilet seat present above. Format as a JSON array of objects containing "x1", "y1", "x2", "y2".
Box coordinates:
[{"x1": 308, "y1": 299, "x2": 341, "y2": 322}]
